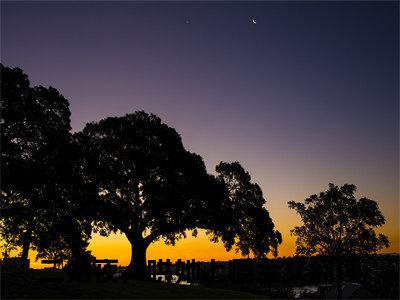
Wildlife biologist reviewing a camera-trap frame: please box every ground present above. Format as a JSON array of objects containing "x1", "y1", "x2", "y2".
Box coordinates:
[{"x1": 1, "y1": 269, "x2": 266, "y2": 299}]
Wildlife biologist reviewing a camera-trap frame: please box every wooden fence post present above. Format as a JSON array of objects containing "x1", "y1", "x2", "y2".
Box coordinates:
[
  {"x1": 191, "y1": 259, "x2": 196, "y2": 281},
  {"x1": 157, "y1": 259, "x2": 163, "y2": 280},
  {"x1": 166, "y1": 259, "x2": 172, "y2": 283},
  {"x1": 210, "y1": 259, "x2": 216, "y2": 281},
  {"x1": 175, "y1": 259, "x2": 182, "y2": 275},
  {"x1": 186, "y1": 260, "x2": 191, "y2": 282},
  {"x1": 147, "y1": 260, "x2": 156, "y2": 280}
]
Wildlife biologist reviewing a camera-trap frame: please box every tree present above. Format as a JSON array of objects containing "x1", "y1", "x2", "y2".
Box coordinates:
[
  {"x1": 0, "y1": 64, "x2": 83, "y2": 265},
  {"x1": 33, "y1": 214, "x2": 91, "y2": 268},
  {"x1": 76, "y1": 112, "x2": 282, "y2": 279},
  {"x1": 288, "y1": 183, "x2": 389, "y2": 298},
  {"x1": 0, "y1": 220, "x2": 18, "y2": 258},
  {"x1": 75, "y1": 112, "x2": 216, "y2": 279},
  {"x1": 211, "y1": 162, "x2": 282, "y2": 258}
]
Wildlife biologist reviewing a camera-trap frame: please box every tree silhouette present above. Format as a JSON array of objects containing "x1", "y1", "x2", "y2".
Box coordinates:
[
  {"x1": 76, "y1": 112, "x2": 282, "y2": 279},
  {"x1": 288, "y1": 183, "x2": 389, "y2": 298},
  {"x1": 0, "y1": 64, "x2": 85, "y2": 264},
  {"x1": 33, "y1": 214, "x2": 91, "y2": 267},
  {"x1": 75, "y1": 112, "x2": 216, "y2": 278},
  {"x1": 211, "y1": 162, "x2": 282, "y2": 258},
  {"x1": 0, "y1": 220, "x2": 18, "y2": 259}
]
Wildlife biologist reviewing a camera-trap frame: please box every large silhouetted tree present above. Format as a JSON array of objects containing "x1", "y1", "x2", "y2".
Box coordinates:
[
  {"x1": 75, "y1": 112, "x2": 214, "y2": 278},
  {"x1": 76, "y1": 112, "x2": 282, "y2": 279},
  {"x1": 288, "y1": 183, "x2": 389, "y2": 298},
  {"x1": 0, "y1": 64, "x2": 87, "y2": 265}
]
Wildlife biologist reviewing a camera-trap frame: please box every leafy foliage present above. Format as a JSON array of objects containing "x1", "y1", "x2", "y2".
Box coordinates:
[
  {"x1": 75, "y1": 112, "x2": 220, "y2": 277},
  {"x1": 211, "y1": 162, "x2": 282, "y2": 258},
  {"x1": 288, "y1": 183, "x2": 389, "y2": 256},
  {"x1": 0, "y1": 64, "x2": 88, "y2": 261},
  {"x1": 33, "y1": 215, "x2": 91, "y2": 264},
  {"x1": 75, "y1": 112, "x2": 212, "y2": 243}
]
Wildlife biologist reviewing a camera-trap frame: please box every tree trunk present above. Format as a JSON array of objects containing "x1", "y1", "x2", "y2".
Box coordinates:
[
  {"x1": 20, "y1": 228, "x2": 32, "y2": 269},
  {"x1": 126, "y1": 233, "x2": 147, "y2": 280}
]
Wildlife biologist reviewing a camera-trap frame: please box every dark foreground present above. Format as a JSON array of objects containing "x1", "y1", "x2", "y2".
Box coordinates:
[{"x1": 1, "y1": 269, "x2": 266, "y2": 299}]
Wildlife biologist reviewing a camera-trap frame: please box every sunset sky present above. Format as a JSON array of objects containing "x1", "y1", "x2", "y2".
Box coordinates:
[{"x1": 1, "y1": 1, "x2": 398, "y2": 268}]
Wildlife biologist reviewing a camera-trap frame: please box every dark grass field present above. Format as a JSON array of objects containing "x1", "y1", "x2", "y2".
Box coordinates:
[{"x1": 1, "y1": 269, "x2": 266, "y2": 299}]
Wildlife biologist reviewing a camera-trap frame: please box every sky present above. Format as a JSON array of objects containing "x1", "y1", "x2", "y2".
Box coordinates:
[{"x1": 1, "y1": 1, "x2": 399, "y2": 267}]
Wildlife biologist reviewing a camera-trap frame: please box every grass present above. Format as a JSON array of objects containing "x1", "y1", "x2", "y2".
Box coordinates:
[{"x1": 1, "y1": 269, "x2": 266, "y2": 299}]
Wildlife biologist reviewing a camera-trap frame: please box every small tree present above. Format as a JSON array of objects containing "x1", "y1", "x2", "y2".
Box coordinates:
[
  {"x1": 288, "y1": 183, "x2": 389, "y2": 298},
  {"x1": 33, "y1": 214, "x2": 91, "y2": 268},
  {"x1": 211, "y1": 162, "x2": 282, "y2": 258}
]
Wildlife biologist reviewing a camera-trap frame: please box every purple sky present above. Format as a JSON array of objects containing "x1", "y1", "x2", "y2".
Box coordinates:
[{"x1": 2, "y1": 1, "x2": 399, "y2": 254}]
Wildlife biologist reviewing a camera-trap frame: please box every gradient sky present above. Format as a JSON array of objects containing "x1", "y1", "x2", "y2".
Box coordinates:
[{"x1": 1, "y1": 1, "x2": 399, "y2": 267}]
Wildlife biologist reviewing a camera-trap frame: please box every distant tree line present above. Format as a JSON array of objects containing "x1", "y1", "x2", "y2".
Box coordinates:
[{"x1": 0, "y1": 65, "x2": 389, "y2": 283}]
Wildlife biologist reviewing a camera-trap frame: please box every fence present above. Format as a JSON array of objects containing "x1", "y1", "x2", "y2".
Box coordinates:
[{"x1": 147, "y1": 258, "x2": 226, "y2": 283}]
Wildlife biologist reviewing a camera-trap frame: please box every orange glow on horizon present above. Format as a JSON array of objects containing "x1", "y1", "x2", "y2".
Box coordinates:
[{"x1": 5, "y1": 226, "x2": 397, "y2": 270}]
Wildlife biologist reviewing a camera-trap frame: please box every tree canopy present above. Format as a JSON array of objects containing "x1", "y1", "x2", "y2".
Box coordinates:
[
  {"x1": 288, "y1": 183, "x2": 389, "y2": 257},
  {"x1": 75, "y1": 112, "x2": 217, "y2": 277},
  {"x1": 211, "y1": 162, "x2": 282, "y2": 258},
  {"x1": 0, "y1": 64, "x2": 88, "y2": 264}
]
